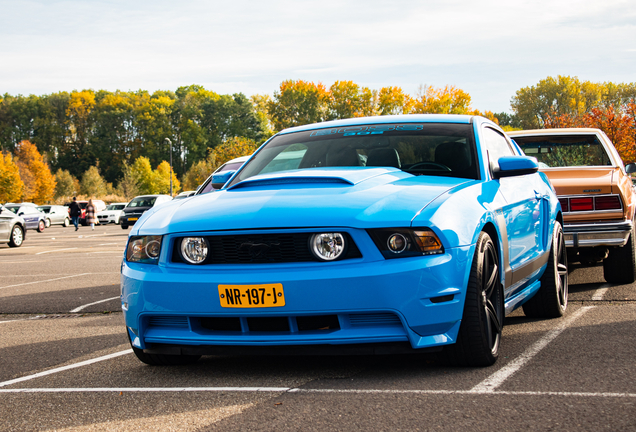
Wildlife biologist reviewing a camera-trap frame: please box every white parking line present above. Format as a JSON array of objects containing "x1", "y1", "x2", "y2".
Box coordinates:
[
  {"x1": 0, "y1": 350, "x2": 132, "y2": 388},
  {"x1": 592, "y1": 287, "x2": 610, "y2": 301},
  {"x1": 0, "y1": 316, "x2": 45, "y2": 324},
  {"x1": 0, "y1": 387, "x2": 634, "y2": 398},
  {"x1": 0, "y1": 273, "x2": 91, "y2": 289},
  {"x1": 36, "y1": 248, "x2": 78, "y2": 255},
  {"x1": 70, "y1": 296, "x2": 121, "y2": 313},
  {"x1": 470, "y1": 306, "x2": 593, "y2": 393}
]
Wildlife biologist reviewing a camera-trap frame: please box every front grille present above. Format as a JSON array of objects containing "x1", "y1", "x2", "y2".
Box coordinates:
[
  {"x1": 348, "y1": 313, "x2": 402, "y2": 327},
  {"x1": 172, "y1": 232, "x2": 361, "y2": 264},
  {"x1": 148, "y1": 316, "x2": 189, "y2": 328}
]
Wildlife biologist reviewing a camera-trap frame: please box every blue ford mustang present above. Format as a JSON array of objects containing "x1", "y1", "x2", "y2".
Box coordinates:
[{"x1": 122, "y1": 114, "x2": 568, "y2": 367}]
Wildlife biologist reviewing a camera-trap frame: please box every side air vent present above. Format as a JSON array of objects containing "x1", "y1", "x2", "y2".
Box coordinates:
[
  {"x1": 147, "y1": 316, "x2": 189, "y2": 328},
  {"x1": 348, "y1": 313, "x2": 402, "y2": 327}
]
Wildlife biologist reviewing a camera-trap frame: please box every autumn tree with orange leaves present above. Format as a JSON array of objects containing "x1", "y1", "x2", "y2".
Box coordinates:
[{"x1": 14, "y1": 140, "x2": 56, "y2": 203}]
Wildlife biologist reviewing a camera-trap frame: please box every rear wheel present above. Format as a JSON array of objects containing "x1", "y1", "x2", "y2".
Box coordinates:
[
  {"x1": 522, "y1": 221, "x2": 568, "y2": 318},
  {"x1": 63, "y1": 218, "x2": 70, "y2": 227},
  {"x1": 45, "y1": 218, "x2": 51, "y2": 228},
  {"x1": 37, "y1": 220, "x2": 45, "y2": 232},
  {"x1": 8, "y1": 225, "x2": 24, "y2": 247},
  {"x1": 445, "y1": 231, "x2": 503, "y2": 367},
  {"x1": 127, "y1": 331, "x2": 201, "y2": 366},
  {"x1": 603, "y1": 224, "x2": 636, "y2": 284}
]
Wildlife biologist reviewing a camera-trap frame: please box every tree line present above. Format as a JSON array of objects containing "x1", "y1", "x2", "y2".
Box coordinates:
[{"x1": 2, "y1": 76, "x2": 636, "y2": 205}]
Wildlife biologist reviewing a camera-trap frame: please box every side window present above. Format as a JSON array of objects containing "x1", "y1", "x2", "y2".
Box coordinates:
[{"x1": 483, "y1": 127, "x2": 514, "y2": 169}]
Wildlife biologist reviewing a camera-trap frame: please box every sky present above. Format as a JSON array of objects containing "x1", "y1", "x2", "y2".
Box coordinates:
[{"x1": 1, "y1": 0, "x2": 635, "y2": 113}]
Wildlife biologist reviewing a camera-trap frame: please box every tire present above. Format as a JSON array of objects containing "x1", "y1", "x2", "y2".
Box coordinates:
[
  {"x1": 121, "y1": 224, "x2": 128, "y2": 230},
  {"x1": 8, "y1": 225, "x2": 24, "y2": 247},
  {"x1": 45, "y1": 218, "x2": 51, "y2": 228},
  {"x1": 63, "y1": 218, "x2": 70, "y2": 227},
  {"x1": 445, "y1": 232, "x2": 504, "y2": 367},
  {"x1": 127, "y1": 331, "x2": 200, "y2": 366},
  {"x1": 37, "y1": 220, "x2": 45, "y2": 232},
  {"x1": 603, "y1": 223, "x2": 636, "y2": 284},
  {"x1": 522, "y1": 221, "x2": 568, "y2": 318}
]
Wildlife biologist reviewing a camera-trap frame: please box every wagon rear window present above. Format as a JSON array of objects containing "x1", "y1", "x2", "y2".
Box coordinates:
[
  {"x1": 230, "y1": 123, "x2": 478, "y2": 186},
  {"x1": 515, "y1": 135, "x2": 612, "y2": 167}
]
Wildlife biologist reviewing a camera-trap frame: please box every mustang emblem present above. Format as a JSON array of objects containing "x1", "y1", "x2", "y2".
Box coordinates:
[{"x1": 239, "y1": 242, "x2": 281, "y2": 260}]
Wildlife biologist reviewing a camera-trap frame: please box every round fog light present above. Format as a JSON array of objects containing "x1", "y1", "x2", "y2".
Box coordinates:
[
  {"x1": 387, "y1": 233, "x2": 408, "y2": 253},
  {"x1": 181, "y1": 237, "x2": 209, "y2": 264},
  {"x1": 311, "y1": 233, "x2": 345, "y2": 261}
]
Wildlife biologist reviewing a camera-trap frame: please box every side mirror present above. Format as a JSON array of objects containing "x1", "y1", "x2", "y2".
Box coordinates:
[
  {"x1": 18, "y1": 212, "x2": 24, "y2": 216},
  {"x1": 493, "y1": 156, "x2": 539, "y2": 179},
  {"x1": 625, "y1": 163, "x2": 636, "y2": 174},
  {"x1": 211, "y1": 170, "x2": 236, "y2": 189}
]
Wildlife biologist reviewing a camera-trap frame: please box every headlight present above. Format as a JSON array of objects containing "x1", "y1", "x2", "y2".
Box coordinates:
[
  {"x1": 126, "y1": 236, "x2": 163, "y2": 264},
  {"x1": 180, "y1": 237, "x2": 209, "y2": 264},
  {"x1": 368, "y1": 228, "x2": 444, "y2": 259},
  {"x1": 310, "y1": 233, "x2": 346, "y2": 261}
]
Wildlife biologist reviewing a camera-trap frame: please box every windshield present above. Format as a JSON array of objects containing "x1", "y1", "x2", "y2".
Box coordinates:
[
  {"x1": 37, "y1": 207, "x2": 50, "y2": 213},
  {"x1": 229, "y1": 123, "x2": 477, "y2": 187},
  {"x1": 127, "y1": 197, "x2": 157, "y2": 208},
  {"x1": 515, "y1": 135, "x2": 612, "y2": 167},
  {"x1": 106, "y1": 204, "x2": 125, "y2": 210}
]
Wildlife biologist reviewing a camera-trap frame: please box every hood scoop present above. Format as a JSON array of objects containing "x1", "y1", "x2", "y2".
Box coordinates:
[
  {"x1": 227, "y1": 167, "x2": 401, "y2": 191},
  {"x1": 229, "y1": 176, "x2": 353, "y2": 190}
]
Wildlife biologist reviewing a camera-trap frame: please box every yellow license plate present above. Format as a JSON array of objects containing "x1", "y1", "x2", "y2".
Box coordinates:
[
  {"x1": 218, "y1": 284, "x2": 285, "y2": 308},
  {"x1": 128, "y1": 218, "x2": 138, "y2": 221}
]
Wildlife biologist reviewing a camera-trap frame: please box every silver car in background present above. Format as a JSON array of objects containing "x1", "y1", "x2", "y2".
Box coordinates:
[
  {"x1": 37, "y1": 205, "x2": 71, "y2": 227},
  {"x1": 0, "y1": 205, "x2": 27, "y2": 247}
]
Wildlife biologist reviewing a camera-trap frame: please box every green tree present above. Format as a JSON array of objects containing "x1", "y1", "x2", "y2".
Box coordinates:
[
  {"x1": 118, "y1": 162, "x2": 140, "y2": 199},
  {"x1": 267, "y1": 80, "x2": 330, "y2": 131},
  {"x1": 183, "y1": 157, "x2": 214, "y2": 191},
  {"x1": 0, "y1": 151, "x2": 24, "y2": 202},
  {"x1": 412, "y1": 85, "x2": 472, "y2": 114},
  {"x1": 54, "y1": 168, "x2": 79, "y2": 198},
  {"x1": 129, "y1": 156, "x2": 155, "y2": 195},
  {"x1": 80, "y1": 166, "x2": 107, "y2": 197},
  {"x1": 154, "y1": 160, "x2": 181, "y2": 195},
  {"x1": 328, "y1": 81, "x2": 377, "y2": 119},
  {"x1": 210, "y1": 137, "x2": 258, "y2": 171},
  {"x1": 378, "y1": 86, "x2": 413, "y2": 115}
]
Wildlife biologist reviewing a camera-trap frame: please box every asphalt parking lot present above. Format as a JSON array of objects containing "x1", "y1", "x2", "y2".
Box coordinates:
[{"x1": 1, "y1": 224, "x2": 635, "y2": 431}]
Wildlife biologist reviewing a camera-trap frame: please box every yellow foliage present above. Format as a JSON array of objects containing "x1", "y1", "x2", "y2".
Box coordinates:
[
  {"x1": 0, "y1": 151, "x2": 24, "y2": 203},
  {"x1": 14, "y1": 141, "x2": 56, "y2": 204}
]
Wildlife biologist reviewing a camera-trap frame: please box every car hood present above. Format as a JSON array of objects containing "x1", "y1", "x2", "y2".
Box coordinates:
[
  {"x1": 541, "y1": 167, "x2": 618, "y2": 196},
  {"x1": 135, "y1": 168, "x2": 474, "y2": 234},
  {"x1": 124, "y1": 206, "x2": 152, "y2": 214}
]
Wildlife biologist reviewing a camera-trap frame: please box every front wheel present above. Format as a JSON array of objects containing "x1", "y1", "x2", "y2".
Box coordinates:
[
  {"x1": 121, "y1": 224, "x2": 128, "y2": 230},
  {"x1": 37, "y1": 220, "x2": 45, "y2": 232},
  {"x1": 8, "y1": 225, "x2": 24, "y2": 247},
  {"x1": 45, "y1": 218, "x2": 51, "y2": 228},
  {"x1": 445, "y1": 231, "x2": 503, "y2": 367},
  {"x1": 522, "y1": 221, "x2": 568, "y2": 318},
  {"x1": 63, "y1": 217, "x2": 70, "y2": 227},
  {"x1": 603, "y1": 224, "x2": 636, "y2": 284}
]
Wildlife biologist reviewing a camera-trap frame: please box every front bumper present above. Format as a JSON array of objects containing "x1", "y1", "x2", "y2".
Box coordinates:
[
  {"x1": 121, "y1": 238, "x2": 473, "y2": 354},
  {"x1": 563, "y1": 220, "x2": 633, "y2": 248}
]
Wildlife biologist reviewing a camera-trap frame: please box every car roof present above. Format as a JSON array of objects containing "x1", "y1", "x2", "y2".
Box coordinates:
[
  {"x1": 279, "y1": 114, "x2": 475, "y2": 135},
  {"x1": 508, "y1": 128, "x2": 602, "y2": 136}
]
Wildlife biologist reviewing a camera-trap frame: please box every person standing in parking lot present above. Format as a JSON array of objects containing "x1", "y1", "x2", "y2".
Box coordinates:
[
  {"x1": 86, "y1": 199, "x2": 96, "y2": 230},
  {"x1": 69, "y1": 197, "x2": 81, "y2": 231}
]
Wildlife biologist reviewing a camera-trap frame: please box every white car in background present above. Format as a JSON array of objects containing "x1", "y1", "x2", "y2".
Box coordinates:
[{"x1": 96, "y1": 203, "x2": 128, "y2": 225}]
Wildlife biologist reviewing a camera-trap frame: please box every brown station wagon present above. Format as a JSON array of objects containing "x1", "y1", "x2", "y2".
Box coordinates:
[{"x1": 509, "y1": 128, "x2": 636, "y2": 284}]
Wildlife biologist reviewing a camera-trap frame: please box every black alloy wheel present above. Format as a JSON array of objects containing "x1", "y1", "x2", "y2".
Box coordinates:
[
  {"x1": 445, "y1": 231, "x2": 504, "y2": 366},
  {"x1": 522, "y1": 221, "x2": 568, "y2": 318}
]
